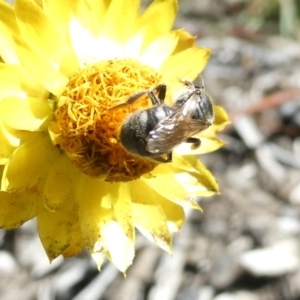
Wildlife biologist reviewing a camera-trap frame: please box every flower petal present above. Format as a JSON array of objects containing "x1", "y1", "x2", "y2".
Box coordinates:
[
  {"x1": 76, "y1": 176, "x2": 135, "y2": 271},
  {"x1": 69, "y1": 17, "x2": 100, "y2": 65},
  {"x1": 174, "y1": 137, "x2": 226, "y2": 156},
  {"x1": 15, "y1": 0, "x2": 65, "y2": 65},
  {"x1": 38, "y1": 188, "x2": 83, "y2": 261},
  {"x1": 160, "y1": 46, "x2": 211, "y2": 94},
  {"x1": 73, "y1": 0, "x2": 110, "y2": 36},
  {"x1": 30, "y1": 0, "x2": 80, "y2": 77},
  {"x1": 130, "y1": 179, "x2": 185, "y2": 233},
  {"x1": 0, "y1": 123, "x2": 22, "y2": 164},
  {"x1": 172, "y1": 29, "x2": 196, "y2": 54},
  {"x1": 101, "y1": 0, "x2": 139, "y2": 43},
  {"x1": 142, "y1": 164, "x2": 187, "y2": 203},
  {"x1": 211, "y1": 104, "x2": 231, "y2": 131},
  {"x1": 0, "y1": 186, "x2": 40, "y2": 229},
  {"x1": 136, "y1": 0, "x2": 178, "y2": 49},
  {"x1": 43, "y1": 154, "x2": 81, "y2": 211},
  {"x1": 122, "y1": 28, "x2": 145, "y2": 59},
  {"x1": 0, "y1": 63, "x2": 49, "y2": 100},
  {"x1": 1, "y1": 133, "x2": 61, "y2": 192},
  {"x1": 0, "y1": 1, "x2": 20, "y2": 64},
  {"x1": 0, "y1": 96, "x2": 54, "y2": 131},
  {"x1": 62, "y1": 229, "x2": 85, "y2": 258},
  {"x1": 68, "y1": 0, "x2": 111, "y2": 66},
  {"x1": 172, "y1": 154, "x2": 219, "y2": 197},
  {"x1": 0, "y1": 123, "x2": 32, "y2": 165},
  {"x1": 15, "y1": 38, "x2": 69, "y2": 96},
  {"x1": 132, "y1": 203, "x2": 172, "y2": 253},
  {"x1": 111, "y1": 183, "x2": 135, "y2": 243},
  {"x1": 101, "y1": 220, "x2": 135, "y2": 272},
  {"x1": 75, "y1": 175, "x2": 111, "y2": 255},
  {"x1": 140, "y1": 31, "x2": 178, "y2": 69},
  {"x1": 43, "y1": 0, "x2": 72, "y2": 34}
]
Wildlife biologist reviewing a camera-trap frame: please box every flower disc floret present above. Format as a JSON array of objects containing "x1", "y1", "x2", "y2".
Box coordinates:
[{"x1": 50, "y1": 59, "x2": 162, "y2": 182}]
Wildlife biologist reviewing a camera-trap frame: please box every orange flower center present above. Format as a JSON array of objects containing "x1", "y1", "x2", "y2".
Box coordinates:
[{"x1": 49, "y1": 59, "x2": 163, "y2": 182}]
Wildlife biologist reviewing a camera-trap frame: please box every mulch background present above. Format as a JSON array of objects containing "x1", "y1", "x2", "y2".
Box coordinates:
[{"x1": 1, "y1": 1, "x2": 300, "y2": 299}]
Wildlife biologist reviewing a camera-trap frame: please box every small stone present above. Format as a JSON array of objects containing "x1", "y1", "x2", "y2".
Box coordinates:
[
  {"x1": 240, "y1": 239, "x2": 300, "y2": 276},
  {"x1": 276, "y1": 217, "x2": 300, "y2": 235},
  {"x1": 0, "y1": 250, "x2": 19, "y2": 276},
  {"x1": 214, "y1": 290, "x2": 259, "y2": 300}
]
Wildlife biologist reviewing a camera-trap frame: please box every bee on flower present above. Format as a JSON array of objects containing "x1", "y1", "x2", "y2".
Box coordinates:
[{"x1": 0, "y1": 0, "x2": 229, "y2": 272}]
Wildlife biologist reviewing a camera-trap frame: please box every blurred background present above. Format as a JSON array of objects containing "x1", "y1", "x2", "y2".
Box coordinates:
[{"x1": 2, "y1": 0, "x2": 300, "y2": 299}]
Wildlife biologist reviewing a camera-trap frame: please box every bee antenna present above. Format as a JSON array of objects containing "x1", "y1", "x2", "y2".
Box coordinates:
[{"x1": 198, "y1": 74, "x2": 205, "y2": 89}]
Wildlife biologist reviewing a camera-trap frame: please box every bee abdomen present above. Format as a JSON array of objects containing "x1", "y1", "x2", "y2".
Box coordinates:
[{"x1": 119, "y1": 106, "x2": 174, "y2": 157}]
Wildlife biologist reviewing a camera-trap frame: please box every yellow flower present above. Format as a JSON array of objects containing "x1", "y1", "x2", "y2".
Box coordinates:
[{"x1": 0, "y1": 0, "x2": 229, "y2": 272}]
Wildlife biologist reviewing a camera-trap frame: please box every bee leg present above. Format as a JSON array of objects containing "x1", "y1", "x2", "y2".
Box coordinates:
[
  {"x1": 126, "y1": 90, "x2": 149, "y2": 105},
  {"x1": 110, "y1": 84, "x2": 166, "y2": 109},
  {"x1": 111, "y1": 90, "x2": 149, "y2": 108},
  {"x1": 166, "y1": 151, "x2": 172, "y2": 162},
  {"x1": 148, "y1": 84, "x2": 167, "y2": 105},
  {"x1": 186, "y1": 137, "x2": 201, "y2": 150},
  {"x1": 154, "y1": 84, "x2": 167, "y2": 104},
  {"x1": 124, "y1": 83, "x2": 167, "y2": 106},
  {"x1": 151, "y1": 151, "x2": 172, "y2": 163},
  {"x1": 179, "y1": 78, "x2": 193, "y2": 87}
]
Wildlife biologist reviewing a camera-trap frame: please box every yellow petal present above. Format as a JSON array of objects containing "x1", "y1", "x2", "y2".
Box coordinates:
[
  {"x1": 75, "y1": 0, "x2": 140, "y2": 62},
  {"x1": 43, "y1": 154, "x2": 81, "y2": 211},
  {"x1": 102, "y1": 220, "x2": 135, "y2": 272},
  {"x1": 140, "y1": 31, "x2": 178, "y2": 69},
  {"x1": 91, "y1": 252, "x2": 106, "y2": 271},
  {"x1": 43, "y1": 0, "x2": 72, "y2": 34},
  {"x1": 130, "y1": 179, "x2": 185, "y2": 233},
  {"x1": 132, "y1": 202, "x2": 172, "y2": 253},
  {"x1": 0, "y1": 123, "x2": 31, "y2": 164},
  {"x1": 0, "y1": 186, "x2": 41, "y2": 229},
  {"x1": 0, "y1": 63, "x2": 49, "y2": 100},
  {"x1": 101, "y1": 0, "x2": 139, "y2": 43},
  {"x1": 62, "y1": 229, "x2": 85, "y2": 258},
  {"x1": 37, "y1": 188, "x2": 82, "y2": 261},
  {"x1": 174, "y1": 137, "x2": 226, "y2": 156},
  {"x1": 111, "y1": 183, "x2": 135, "y2": 242},
  {"x1": 76, "y1": 176, "x2": 135, "y2": 271},
  {"x1": 15, "y1": 37, "x2": 69, "y2": 96},
  {"x1": 0, "y1": 1, "x2": 20, "y2": 64},
  {"x1": 160, "y1": 46, "x2": 211, "y2": 94},
  {"x1": 36, "y1": 1, "x2": 80, "y2": 77},
  {"x1": 33, "y1": 0, "x2": 42, "y2": 7},
  {"x1": 73, "y1": 0, "x2": 110, "y2": 36},
  {"x1": 172, "y1": 154, "x2": 219, "y2": 197},
  {"x1": 0, "y1": 123, "x2": 18, "y2": 164},
  {"x1": 142, "y1": 164, "x2": 200, "y2": 208},
  {"x1": 123, "y1": 28, "x2": 145, "y2": 59},
  {"x1": 58, "y1": 39, "x2": 80, "y2": 78},
  {"x1": 15, "y1": 0, "x2": 65, "y2": 65},
  {"x1": 172, "y1": 29, "x2": 196, "y2": 54},
  {"x1": 69, "y1": 17, "x2": 100, "y2": 65},
  {"x1": 0, "y1": 96, "x2": 54, "y2": 131},
  {"x1": 212, "y1": 105, "x2": 231, "y2": 131},
  {"x1": 1, "y1": 132, "x2": 61, "y2": 192},
  {"x1": 75, "y1": 175, "x2": 112, "y2": 252},
  {"x1": 136, "y1": 0, "x2": 178, "y2": 49}
]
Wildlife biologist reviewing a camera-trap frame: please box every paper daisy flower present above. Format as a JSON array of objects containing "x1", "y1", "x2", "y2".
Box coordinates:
[{"x1": 0, "y1": 0, "x2": 229, "y2": 272}]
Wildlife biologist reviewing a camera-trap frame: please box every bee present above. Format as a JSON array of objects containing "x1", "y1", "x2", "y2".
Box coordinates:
[
  {"x1": 114, "y1": 75, "x2": 214, "y2": 163},
  {"x1": 147, "y1": 75, "x2": 214, "y2": 155},
  {"x1": 174, "y1": 75, "x2": 214, "y2": 125}
]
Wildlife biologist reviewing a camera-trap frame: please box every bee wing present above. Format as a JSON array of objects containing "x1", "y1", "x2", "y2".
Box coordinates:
[{"x1": 146, "y1": 92, "x2": 209, "y2": 154}]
